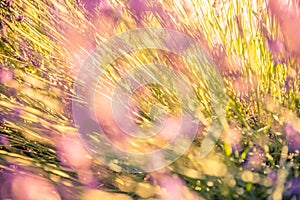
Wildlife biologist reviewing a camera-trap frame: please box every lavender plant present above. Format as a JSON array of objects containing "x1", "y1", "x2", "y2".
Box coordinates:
[{"x1": 0, "y1": 0, "x2": 300, "y2": 199}]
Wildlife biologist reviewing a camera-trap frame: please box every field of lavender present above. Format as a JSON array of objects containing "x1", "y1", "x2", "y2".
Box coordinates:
[{"x1": 0, "y1": 0, "x2": 300, "y2": 199}]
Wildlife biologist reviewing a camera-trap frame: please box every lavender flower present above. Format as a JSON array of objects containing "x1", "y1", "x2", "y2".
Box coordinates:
[
  {"x1": 268, "y1": 0, "x2": 300, "y2": 58},
  {"x1": 284, "y1": 122, "x2": 300, "y2": 152}
]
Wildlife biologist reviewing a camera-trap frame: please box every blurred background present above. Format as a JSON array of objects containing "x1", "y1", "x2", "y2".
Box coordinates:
[{"x1": 0, "y1": 0, "x2": 300, "y2": 199}]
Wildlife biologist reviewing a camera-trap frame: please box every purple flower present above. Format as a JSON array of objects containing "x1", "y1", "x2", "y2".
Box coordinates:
[
  {"x1": 284, "y1": 122, "x2": 300, "y2": 152},
  {"x1": 153, "y1": 171, "x2": 204, "y2": 200},
  {"x1": 268, "y1": 0, "x2": 300, "y2": 58},
  {"x1": 0, "y1": 69, "x2": 13, "y2": 84},
  {"x1": 159, "y1": 175, "x2": 186, "y2": 199},
  {"x1": 0, "y1": 135, "x2": 9, "y2": 147},
  {"x1": 11, "y1": 174, "x2": 61, "y2": 200},
  {"x1": 268, "y1": 38, "x2": 284, "y2": 54},
  {"x1": 267, "y1": 37, "x2": 288, "y2": 65},
  {"x1": 284, "y1": 76, "x2": 293, "y2": 93},
  {"x1": 285, "y1": 177, "x2": 300, "y2": 198},
  {"x1": 81, "y1": 0, "x2": 110, "y2": 15},
  {"x1": 267, "y1": 170, "x2": 278, "y2": 183},
  {"x1": 244, "y1": 146, "x2": 265, "y2": 170}
]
